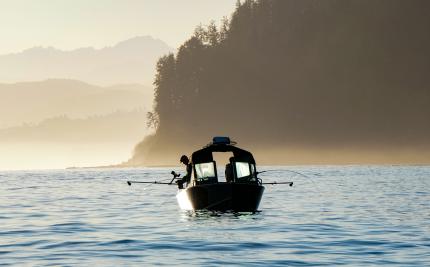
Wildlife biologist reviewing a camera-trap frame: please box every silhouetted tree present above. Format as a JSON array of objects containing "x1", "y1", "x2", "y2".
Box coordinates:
[{"x1": 134, "y1": 0, "x2": 430, "y2": 165}]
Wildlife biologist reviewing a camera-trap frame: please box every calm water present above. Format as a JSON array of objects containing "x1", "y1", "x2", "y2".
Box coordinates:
[{"x1": 1, "y1": 166, "x2": 429, "y2": 266}]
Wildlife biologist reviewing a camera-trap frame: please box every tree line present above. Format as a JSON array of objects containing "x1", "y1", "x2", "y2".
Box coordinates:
[{"x1": 130, "y1": 0, "x2": 430, "y2": 165}]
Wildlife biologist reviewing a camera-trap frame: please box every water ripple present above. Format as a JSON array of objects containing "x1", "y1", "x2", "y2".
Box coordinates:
[{"x1": 0, "y1": 166, "x2": 429, "y2": 266}]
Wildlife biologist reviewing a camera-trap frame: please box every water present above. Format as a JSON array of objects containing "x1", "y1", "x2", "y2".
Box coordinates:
[{"x1": 1, "y1": 166, "x2": 429, "y2": 266}]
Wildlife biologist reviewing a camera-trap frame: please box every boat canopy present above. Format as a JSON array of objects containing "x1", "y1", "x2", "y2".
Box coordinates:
[
  {"x1": 192, "y1": 143, "x2": 255, "y2": 164},
  {"x1": 190, "y1": 138, "x2": 258, "y2": 185}
]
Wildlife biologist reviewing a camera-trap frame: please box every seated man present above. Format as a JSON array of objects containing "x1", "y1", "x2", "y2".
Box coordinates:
[
  {"x1": 177, "y1": 155, "x2": 192, "y2": 189},
  {"x1": 225, "y1": 163, "x2": 233, "y2": 183}
]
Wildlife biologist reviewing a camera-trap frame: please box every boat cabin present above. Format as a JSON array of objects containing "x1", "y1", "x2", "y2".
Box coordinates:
[{"x1": 189, "y1": 137, "x2": 259, "y2": 186}]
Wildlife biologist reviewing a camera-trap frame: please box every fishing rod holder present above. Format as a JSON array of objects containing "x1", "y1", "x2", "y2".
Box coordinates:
[
  {"x1": 171, "y1": 171, "x2": 181, "y2": 178},
  {"x1": 169, "y1": 171, "x2": 182, "y2": 186}
]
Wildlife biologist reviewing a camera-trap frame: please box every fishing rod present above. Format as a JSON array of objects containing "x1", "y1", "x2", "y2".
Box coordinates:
[
  {"x1": 256, "y1": 169, "x2": 316, "y2": 187},
  {"x1": 127, "y1": 171, "x2": 181, "y2": 186},
  {"x1": 257, "y1": 169, "x2": 312, "y2": 179},
  {"x1": 261, "y1": 181, "x2": 293, "y2": 186},
  {"x1": 127, "y1": 180, "x2": 175, "y2": 186}
]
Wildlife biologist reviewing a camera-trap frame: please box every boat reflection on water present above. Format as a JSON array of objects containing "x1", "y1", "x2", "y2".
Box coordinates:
[{"x1": 180, "y1": 209, "x2": 263, "y2": 221}]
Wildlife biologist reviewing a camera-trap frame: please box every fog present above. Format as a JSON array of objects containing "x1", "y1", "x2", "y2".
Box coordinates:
[
  {"x1": 0, "y1": 79, "x2": 153, "y2": 170},
  {"x1": 129, "y1": 0, "x2": 430, "y2": 166},
  {"x1": 0, "y1": 143, "x2": 133, "y2": 170},
  {"x1": 2, "y1": 0, "x2": 429, "y2": 169}
]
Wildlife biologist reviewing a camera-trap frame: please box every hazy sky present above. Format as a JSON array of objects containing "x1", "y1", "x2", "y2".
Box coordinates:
[{"x1": 0, "y1": 0, "x2": 236, "y2": 55}]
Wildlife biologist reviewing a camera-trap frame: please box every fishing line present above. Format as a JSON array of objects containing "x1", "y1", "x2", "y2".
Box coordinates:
[
  {"x1": 258, "y1": 169, "x2": 317, "y2": 184},
  {"x1": 256, "y1": 169, "x2": 296, "y2": 208},
  {"x1": 258, "y1": 168, "x2": 324, "y2": 215},
  {"x1": 285, "y1": 169, "x2": 330, "y2": 219}
]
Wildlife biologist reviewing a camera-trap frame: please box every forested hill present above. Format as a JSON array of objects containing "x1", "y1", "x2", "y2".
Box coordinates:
[{"x1": 129, "y1": 0, "x2": 430, "y2": 165}]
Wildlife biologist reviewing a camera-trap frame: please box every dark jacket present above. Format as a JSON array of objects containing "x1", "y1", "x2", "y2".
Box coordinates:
[
  {"x1": 177, "y1": 163, "x2": 192, "y2": 189},
  {"x1": 183, "y1": 163, "x2": 192, "y2": 183}
]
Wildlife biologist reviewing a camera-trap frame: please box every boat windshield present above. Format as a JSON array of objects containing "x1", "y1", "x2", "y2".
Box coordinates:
[
  {"x1": 195, "y1": 162, "x2": 216, "y2": 179},
  {"x1": 235, "y1": 162, "x2": 250, "y2": 178},
  {"x1": 235, "y1": 162, "x2": 257, "y2": 182}
]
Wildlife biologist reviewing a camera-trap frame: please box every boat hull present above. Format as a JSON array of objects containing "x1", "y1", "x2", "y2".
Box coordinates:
[{"x1": 176, "y1": 183, "x2": 264, "y2": 212}]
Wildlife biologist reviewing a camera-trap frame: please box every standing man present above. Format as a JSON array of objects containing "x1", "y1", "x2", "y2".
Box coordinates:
[{"x1": 177, "y1": 155, "x2": 192, "y2": 189}]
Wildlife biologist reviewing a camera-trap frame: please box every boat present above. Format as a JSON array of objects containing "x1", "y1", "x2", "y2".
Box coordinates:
[
  {"x1": 127, "y1": 136, "x2": 293, "y2": 212},
  {"x1": 175, "y1": 136, "x2": 265, "y2": 212}
]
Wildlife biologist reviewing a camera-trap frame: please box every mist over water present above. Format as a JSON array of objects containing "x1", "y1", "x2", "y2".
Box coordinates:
[
  {"x1": 0, "y1": 143, "x2": 135, "y2": 170},
  {"x1": 0, "y1": 80, "x2": 153, "y2": 170},
  {"x1": 1, "y1": 166, "x2": 429, "y2": 266}
]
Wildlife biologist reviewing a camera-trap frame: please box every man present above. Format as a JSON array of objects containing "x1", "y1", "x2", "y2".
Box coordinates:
[
  {"x1": 177, "y1": 155, "x2": 192, "y2": 189},
  {"x1": 225, "y1": 163, "x2": 233, "y2": 183}
]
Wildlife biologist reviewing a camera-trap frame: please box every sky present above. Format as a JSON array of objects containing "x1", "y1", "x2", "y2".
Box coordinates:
[{"x1": 0, "y1": 0, "x2": 237, "y2": 55}]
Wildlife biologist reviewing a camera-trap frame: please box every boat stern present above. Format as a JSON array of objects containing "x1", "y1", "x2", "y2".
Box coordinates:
[{"x1": 176, "y1": 183, "x2": 264, "y2": 212}]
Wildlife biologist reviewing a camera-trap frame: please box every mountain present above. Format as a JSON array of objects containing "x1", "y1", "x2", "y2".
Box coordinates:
[
  {"x1": 0, "y1": 79, "x2": 153, "y2": 128},
  {"x1": 0, "y1": 79, "x2": 155, "y2": 170},
  {"x1": 0, "y1": 36, "x2": 174, "y2": 86},
  {"x1": 0, "y1": 110, "x2": 149, "y2": 143},
  {"x1": 128, "y1": 0, "x2": 430, "y2": 166}
]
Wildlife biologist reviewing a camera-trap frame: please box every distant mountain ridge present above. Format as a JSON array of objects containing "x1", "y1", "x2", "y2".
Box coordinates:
[
  {"x1": 0, "y1": 79, "x2": 154, "y2": 170},
  {"x1": 0, "y1": 36, "x2": 174, "y2": 86},
  {"x1": 0, "y1": 110, "x2": 149, "y2": 143},
  {"x1": 0, "y1": 79, "x2": 153, "y2": 128}
]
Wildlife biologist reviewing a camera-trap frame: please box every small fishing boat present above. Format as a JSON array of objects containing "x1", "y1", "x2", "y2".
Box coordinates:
[
  {"x1": 127, "y1": 136, "x2": 293, "y2": 212},
  {"x1": 176, "y1": 136, "x2": 264, "y2": 212}
]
